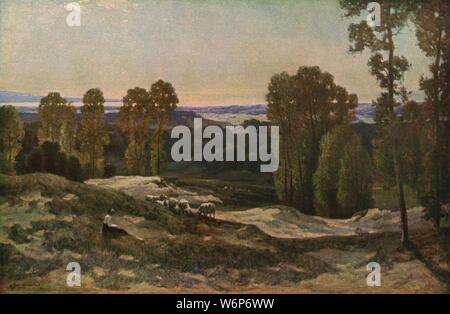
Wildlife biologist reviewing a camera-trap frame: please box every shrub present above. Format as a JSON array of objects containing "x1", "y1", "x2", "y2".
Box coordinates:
[{"x1": 314, "y1": 126, "x2": 373, "y2": 218}]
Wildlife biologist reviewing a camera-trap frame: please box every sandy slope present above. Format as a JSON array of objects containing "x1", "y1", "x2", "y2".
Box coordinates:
[
  {"x1": 86, "y1": 176, "x2": 222, "y2": 207},
  {"x1": 216, "y1": 206, "x2": 432, "y2": 239},
  {"x1": 84, "y1": 176, "x2": 450, "y2": 293}
]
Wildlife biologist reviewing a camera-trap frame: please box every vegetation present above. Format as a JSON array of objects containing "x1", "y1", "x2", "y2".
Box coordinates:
[
  {"x1": 266, "y1": 66, "x2": 360, "y2": 215},
  {"x1": 314, "y1": 125, "x2": 373, "y2": 218},
  {"x1": 149, "y1": 80, "x2": 179, "y2": 175},
  {"x1": 25, "y1": 141, "x2": 83, "y2": 182},
  {"x1": 0, "y1": 2, "x2": 447, "y2": 231},
  {"x1": 0, "y1": 105, "x2": 25, "y2": 174},
  {"x1": 79, "y1": 88, "x2": 110, "y2": 178},
  {"x1": 340, "y1": 0, "x2": 416, "y2": 245},
  {"x1": 412, "y1": 0, "x2": 450, "y2": 224},
  {"x1": 119, "y1": 80, "x2": 178, "y2": 176},
  {"x1": 119, "y1": 87, "x2": 153, "y2": 176},
  {"x1": 3, "y1": 1, "x2": 450, "y2": 294},
  {"x1": 38, "y1": 92, "x2": 77, "y2": 155}
]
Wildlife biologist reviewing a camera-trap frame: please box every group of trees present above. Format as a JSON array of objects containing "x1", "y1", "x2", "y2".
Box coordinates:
[
  {"x1": 0, "y1": 106, "x2": 25, "y2": 174},
  {"x1": 25, "y1": 141, "x2": 83, "y2": 182},
  {"x1": 119, "y1": 80, "x2": 179, "y2": 176},
  {"x1": 267, "y1": 0, "x2": 449, "y2": 246},
  {"x1": 267, "y1": 66, "x2": 372, "y2": 218},
  {"x1": 0, "y1": 80, "x2": 178, "y2": 181},
  {"x1": 36, "y1": 89, "x2": 109, "y2": 179},
  {"x1": 339, "y1": 0, "x2": 449, "y2": 245},
  {"x1": 413, "y1": 0, "x2": 450, "y2": 226}
]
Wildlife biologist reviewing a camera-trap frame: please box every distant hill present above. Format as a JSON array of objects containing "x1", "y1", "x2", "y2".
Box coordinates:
[
  {"x1": 13, "y1": 103, "x2": 380, "y2": 125},
  {"x1": 178, "y1": 104, "x2": 268, "y2": 115},
  {"x1": 17, "y1": 109, "x2": 226, "y2": 128},
  {"x1": 3, "y1": 90, "x2": 408, "y2": 126},
  {"x1": 181, "y1": 103, "x2": 380, "y2": 124},
  {"x1": 0, "y1": 90, "x2": 121, "y2": 103},
  {"x1": 0, "y1": 91, "x2": 42, "y2": 103}
]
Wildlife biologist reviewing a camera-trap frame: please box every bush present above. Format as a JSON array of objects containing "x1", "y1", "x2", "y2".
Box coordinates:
[
  {"x1": 66, "y1": 156, "x2": 83, "y2": 182},
  {"x1": 314, "y1": 126, "x2": 373, "y2": 218},
  {"x1": 26, "y1": 147, "x2": 43, "y2": 173},
  {"x1": 41, "y1": 141, "x2": 61, "y2": 173},
  {"x1": 24, "y1": 141, "x2": 83, "y2": 182}
]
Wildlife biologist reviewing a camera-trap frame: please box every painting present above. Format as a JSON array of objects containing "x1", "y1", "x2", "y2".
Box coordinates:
[{"x1": 0, "y1": 0, "x2": 449, "y2": 295}]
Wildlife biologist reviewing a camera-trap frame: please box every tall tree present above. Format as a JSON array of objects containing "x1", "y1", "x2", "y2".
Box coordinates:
[
  {"x1": 119, "y1": 87, "x2": 152, "y2": 175},
  {"x1": 0, "y1": 105, "x2": 25, "y2": 174},
  {"x1": 60, "y1": 104, "x2": 77, "y2": 155},
  {"x1": 38, "y1": 92, "x2": 77, "y2": 154},
  {"x1": 79, "y1": 88, "x2": 110, "y2": 178},
  {"x1": 340, "y1": 0, "x2": 415, "y2": 245},
  {"x1": 38, "y1": 92, "x2": 67, "y2": 143},
  {"x1": 413, "y1": 0, "x2": 450, "y2": 224},
  {"x1": 149, "y1": 80, "x2": 179, "y2": 175},
  {"x1": 267, "y1": 66, "x2": 357, "y2": 214}
]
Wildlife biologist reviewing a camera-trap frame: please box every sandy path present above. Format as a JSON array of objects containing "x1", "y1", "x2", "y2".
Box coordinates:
[{"x1": 216, "y1": 206, "x2": 432, "y2": 239}]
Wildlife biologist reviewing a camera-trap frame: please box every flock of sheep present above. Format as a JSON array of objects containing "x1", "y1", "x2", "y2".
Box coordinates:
[{"x1": 145, "y1": 194, "x2": 216, "y2": 218}]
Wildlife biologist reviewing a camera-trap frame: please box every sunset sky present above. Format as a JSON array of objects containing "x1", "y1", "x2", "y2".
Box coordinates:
[{"x1": 0, "y1": 0, "x2": 429, "y2": 106}]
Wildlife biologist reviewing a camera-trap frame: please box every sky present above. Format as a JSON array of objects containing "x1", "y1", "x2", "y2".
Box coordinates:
[{"x1": 0, "y1": 0, "x2": 429, "y2": 106}]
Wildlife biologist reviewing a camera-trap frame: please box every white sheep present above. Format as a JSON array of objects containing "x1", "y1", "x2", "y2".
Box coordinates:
[
  {"x1": 145, "y1": 195, "x2": 160, "y2": 202},
  {"x1": 178, "y1": 199, "x2": 190, "y2": 213},
  {"x1": 164, "y1": 197, "x2": 178, "y2": 212},
  {"x1": 198, "y1": 202, "x2": 216, "y2": 218}
]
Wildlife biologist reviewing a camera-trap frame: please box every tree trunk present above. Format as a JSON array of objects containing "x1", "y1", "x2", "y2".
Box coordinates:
[
  {"x1": 394, "y1": 137, "x2": 410, "y2": 246},
  {"x1": 157, "y1": 127, "x2": 161, "y2": 175},
  {"x1": 283, "y1": 157, "x2": 288, "y2": 203},
  {"x1": 431, "y1": 24, "x2": 443, "y2": 225},
  {"x1": 386, "y1": 10, "x2": 409, "y2": 245},
  {"x1": 386, "y1": 13, "x2": 395, "y2": 112}
]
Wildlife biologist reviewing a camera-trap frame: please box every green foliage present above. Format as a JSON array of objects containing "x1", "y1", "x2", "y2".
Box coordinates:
[
  {"x1": 38, "y1": 92, "x2": 67, "y2": 143},
  {"x1": 119, "y1": 87, "x2": 153, "y2": 176},
  {"x1": 41, "y1": 141, "x2": 61, "y2": 174},
  {"x1": 66, "y1": 156, "x2": 83, "y2": 182},
  {"x1": 79, "y1": 88, "x2": 110, "y2": 178},
  {"x1": 26, "y1": 147, "x2": 44, "y2": 173},
  {"x1": 314, "y1": 126, "x2": 373, "y2": 218},
  {"x1": 0, "y1": 173, "x2": 6, "y2": 189},
  {"x1": 0, "y1": 105, "x2": 25, "y2": 174},
  {"x1": 15, "y1": 123, "x2": 40, "y2": 175},
  {"x1": 374, "y1": 102, "x2": 425, "y2": 191},
  {"x1": 150, "y1": 130, "x2": 168, "y2": 175},
  {"x1": 24, "y1": 141, "x2": 83, "y2": 182},
  {"x1": 150, "y1": 80, "x2": 179, "y2": 175},
  {"x1": 340, "y1": 0, "x2": 417, "y2": 243},
  {"x1": 38, "y1": 92, "x2": 77, "y2": 154},
  {"x1": 336, "y1": 136, "x2": 373, "y2": 217},
  {"x1": 412, "y1": 0, "x2": 450, "y2": 223},
  {"x1": 60, "y1": 105, "x2": 77, "y2": 155},
  {"x1": 266, "y1": 66, "x2": 357, "y2": 214},
  {"x1": 119, "y1": 81, "x2": 178, "y2": 176}
]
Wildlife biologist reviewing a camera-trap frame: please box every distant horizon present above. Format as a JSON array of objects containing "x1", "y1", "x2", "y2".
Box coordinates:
[{"x1": 0, "y1": 89, "x2": 398, "y2": 107}]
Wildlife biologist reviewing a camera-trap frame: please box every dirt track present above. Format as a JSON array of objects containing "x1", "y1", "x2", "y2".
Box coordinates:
[{"x1": 215, "y1": 206, "x2": 432, "y2": 239}]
